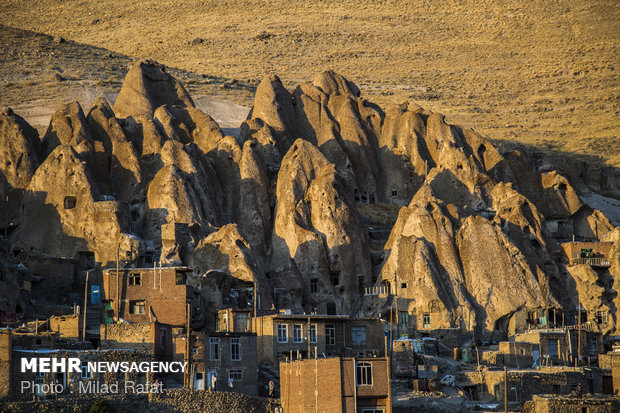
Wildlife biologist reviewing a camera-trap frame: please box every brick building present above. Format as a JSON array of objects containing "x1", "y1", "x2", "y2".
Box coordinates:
[
  {"x1": 102, "y1": 267, "x2": 198, "y2": 326},
  {"x1": 203, "y1": 332, "x2": 258, "y2": 395},
  {"x1": 217, "y1": 308, "x2": 251, "y2": 333},
  {"x1": 250, "y1": 312, "x2": 384, "y2": 366},
  {"x1": 279, "y1": 356, "x2": 391, "y2": 413},
  {"x1": 171, "y1": 330, "x2": 205, "y2": 389}
]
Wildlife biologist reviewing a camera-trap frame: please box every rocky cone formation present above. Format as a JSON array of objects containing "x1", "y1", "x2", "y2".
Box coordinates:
[{"x1": 1, "y1": 60, "x2": 617, "y2": 338}]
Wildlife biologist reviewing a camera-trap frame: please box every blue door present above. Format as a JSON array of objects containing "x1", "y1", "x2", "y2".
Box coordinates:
[{"x1": 90, "y1": 284, "x2": 101, "y2": 305}]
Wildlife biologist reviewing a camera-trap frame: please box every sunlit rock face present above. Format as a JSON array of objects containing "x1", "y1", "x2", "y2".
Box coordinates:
[{"x1": 2, "y1": 63, "x2": 617, "y2": 337}]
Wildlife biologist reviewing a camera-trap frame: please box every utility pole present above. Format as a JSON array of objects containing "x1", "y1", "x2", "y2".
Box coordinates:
[
  {"x1": 389, "y1": 304, "x2": 393, "y2": 379},
  {"x1": 116, "y1": 242, "x2": 120, "y2": 317},
  {"x1": 385, "y1": 335, "x2": 392, "y2": 413},
  {"x1": 504, "y1": 366, "x2": 508, "y2": 413},
  {"x1": 253, "y1": 280, "x2": 258, "y2": 319},
  {"x1": 576, "y1": 302, "x2": 582, "y2": 368},
  {"x1": 307, "y1": 316, "x2": 311, "y2": 358},
  {"x1": 83, "y1": 271, "x2": 89, "y2": 342},
  {"x1": 314, "y1": 346, "x2": 318, "y2": 413},
  {"x1": 185, "y1": 302, "x2": 191, "y2": 388}
]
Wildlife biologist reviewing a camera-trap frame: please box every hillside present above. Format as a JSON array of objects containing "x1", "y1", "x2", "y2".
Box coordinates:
[{"x1": 0, "y1": 0, "x2": 618, "y2": 166}]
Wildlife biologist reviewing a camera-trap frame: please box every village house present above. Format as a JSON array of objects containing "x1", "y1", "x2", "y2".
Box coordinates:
[
  {"x1": 460, "y1": 367, "x2": 606, "y2": 404},
  {"x1": 507, "y1": 307, "x2": 564, "y2": 337},
  {"x1": 515, "y1": 327, "x2": 603, "y2": 366},
  {"x1": 101, "y1": 266, "x2": 199, "y2": 326},
  {"x1": 202, "y1": 331, "x2": 258, "y2": 395},
  {"x1": 561, "y1": 241, "x2": 613, "y2": 268},
  {"x1": 249, "y1": 311, "x2": 385, "y2": 366},
  {"x1": 280, "y1": 356, "x2": 391, "y2": 413},
  {"x1": 170, "y1": 330, "x2": 205, "y2": 389},
  {"x1": 216, "y1": 308, "x2": 252, "y2": 333}
]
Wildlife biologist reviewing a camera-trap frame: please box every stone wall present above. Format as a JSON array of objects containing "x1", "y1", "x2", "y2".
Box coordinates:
[
  {"x1": 49, "y1": 314, "x2": 80, "y2": 339},
  {"x1": 0, "y1": 390, "x2": 281, "y2": 413},
  {"x1": 523, "y1": 394, "x2": 620, "y2": 413},
  {"x1": 0, "y1": 329, "x2": 10, "y2": 399},
  {"x1": 100, "y1": 322, "x2": 154, "y2": 352}
]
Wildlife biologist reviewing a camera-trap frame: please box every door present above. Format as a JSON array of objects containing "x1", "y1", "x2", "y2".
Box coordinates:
[
  {"x1": 195, "y1": 372, "x2": 205, "y2": 390},
  {"x1": 207, "y1": 369, "x2": 217, "y2": 390},
  {"x1": 90, "y1": 284, "x2": 101, "y2": 305}
]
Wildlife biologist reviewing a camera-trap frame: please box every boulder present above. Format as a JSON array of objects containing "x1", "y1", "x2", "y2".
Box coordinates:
[
  {"x1": 0, "y1": 108, "x2": 40, "y2": 190},
  {"x1": 113, "y1": 59, "x2": 195, "y2": 119}
]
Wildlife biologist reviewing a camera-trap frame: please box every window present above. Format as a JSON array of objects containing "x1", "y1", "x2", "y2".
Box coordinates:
[
  {"x1": 326, "y1": 324, "x2": 336, "y2": 346},
  {"x1": 235, "y1": 313, "x2": 249, "y2": 332},
  {"x1": 159, "y1": 329, "x2": 166, "y2": 350},
  {"x1": 277, "y1": 324, "x2": 288, "y2": 343},
  {"x1": 547, "y1": 339, "x2": 559, "y2": 359},
  {"x1": 229, "y1": 369, "x2": 242, "y2": 381},
  {"x1": 293, "y1": 324, "x2": 303, "y2": 343},
  {"x1": 400, "y1": 283, "x2": 407, "y2": 289},
  {"x1": 391, "y1": 190, "x2": 398, "y2": 197},
  {"x1": 175, "y1": 272, "x2": 186, "y2": 285},
  {"x1": 144, "y1": 252, "x2": 154, "y2": 265},
  {"x1": 588, "y1": 337, "x2": 597, "y2": 354},
  {"x1": 130, "y1": 300, "x2": 145, "y2": 314},
  {"x1": 231, "y1": 338, "x2": 241, "y2": 361},
  {"x1": 64, "y1": 196, "x2": 77, "y2": 209},
  {"x1": 423, "y1": 313, "x2": 431, "y2": 329},
  {"x1": 310, "y1": 324, "x2": 317, "y2": 343},
  {"x1": 352, "y1": 326, "x2": 366, "y2": 346},
  {"x1": 596, "y1": 311, "x2": 607, "y2": 324},
  {"x1": 356, "y1": 362, "x2": 372, "y2": 386},
  {"x1": 80, "y1": 361, "x2": 90, "y2": 379},
  {"x1": 0, "y1": 271, "x2": 4, "y2": 281},
  {"x1": 209, "y1": 338, "x2": 220, "y2": 361},
  {"x1": 400, "y1": 311, "x2": 409, "y2": 325},
  {"x1": 128, "y1": 273, "x2": 141, "y2": 286},
  {"x1": 330, "y1": 271, "x2": 340, "y2": 286},
  {"x1": 362, "y1": 409, "x2": 384, "y2": 413},
  {"x1": 310, "y1": 278, "x2": 318, "y2": 293}
]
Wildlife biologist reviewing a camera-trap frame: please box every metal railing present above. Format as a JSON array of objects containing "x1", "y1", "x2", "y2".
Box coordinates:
[
  {"x1": 364, "y1": 285, "x2": 392, "y2": 296},
  {"x1": 570, "y1": 257, "x2": 611, "y2": 267}
]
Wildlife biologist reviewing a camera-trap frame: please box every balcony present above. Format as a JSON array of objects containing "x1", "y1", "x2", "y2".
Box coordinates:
[{"x1": 570, "y1": 257, "x2": 611, "y2": 268}]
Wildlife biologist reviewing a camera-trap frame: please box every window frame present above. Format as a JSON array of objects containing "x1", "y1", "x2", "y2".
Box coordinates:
[
  {"x1": 209, "y1": 337, "x2": 220, "y2": 361},
  {"x1": 129, "y1": 300, "x2": 145, "y2": 315},
  {"x1": 229, "y1": 368, "x2": 243, "y2": 381},
  {"x1": 310, "y1": 278, "x2": 318, "y2": 293},
  {"x1": 326, "y1": 324, "x2": 336, "y2": 346},
  {"x1": 310, "y1": 324, "x2": 317, "y2": 343},
  {"x1": 356, "y1": 362, "x2": 372, "y2": 386},
  {"x1": 80, "y1": 361, "x2": 90, "y2": 379},
  {"x1": 351, "y1": 326, "x2": 367, "y2": 347},
  {"x1": 230, "y1": 337, "x2": 241, "y2": 361},
  {"x1": 293, "y1": 324, "x2": 303, "y2": 343},
  {"x1": 277, "y1": 324, "x2": 288, "y2": 343},
  {"x1": 128, "y1": 272, "x2": 142, "y2": 286},
  {"x1": 422, "y1": 313, "x2": 431, "y2": 329}
]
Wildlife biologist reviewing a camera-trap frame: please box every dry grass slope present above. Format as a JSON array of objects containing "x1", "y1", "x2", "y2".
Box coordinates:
[{"x1": 0, "y1": 0, "x2": 618, "y2": 165}]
